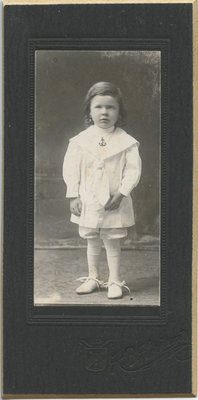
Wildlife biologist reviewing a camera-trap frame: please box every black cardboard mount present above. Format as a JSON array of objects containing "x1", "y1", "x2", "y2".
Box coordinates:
[{"x1": 3, "y1": 1, "x2": 196, "y2": 397}]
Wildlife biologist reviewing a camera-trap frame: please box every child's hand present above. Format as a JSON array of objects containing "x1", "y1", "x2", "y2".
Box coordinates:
[
  {"x1": 104, "y1": 192, "x2": 124, "y2": 211},
  {"x1": 70, "y1": 197, "x2": 82, "y2": 216}
]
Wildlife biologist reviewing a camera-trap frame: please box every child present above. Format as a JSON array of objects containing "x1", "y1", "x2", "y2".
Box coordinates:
[{"x1": 63, "y1": 82, "x2": 141, "y2": 299}]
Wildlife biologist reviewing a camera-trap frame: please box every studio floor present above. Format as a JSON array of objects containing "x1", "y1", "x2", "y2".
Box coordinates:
[{"x1": 34, "y1": 248, "x2": 160, "y2": 306}]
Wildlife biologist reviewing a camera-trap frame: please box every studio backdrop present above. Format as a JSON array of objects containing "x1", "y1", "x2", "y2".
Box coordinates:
[
  {"x1": 35, "y1": 50, "x2": 160, "y2": 247},
  {"x1": 34, "y1": 50, "x2": 161, "y2": 306}
]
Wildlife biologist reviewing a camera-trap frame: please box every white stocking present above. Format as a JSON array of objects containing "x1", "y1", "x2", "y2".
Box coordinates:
[
  {"x1": 103, "y1": 238, "x2": 121, "y2": 282},
  {"x1": 87, "y1": 238, "x2": 102, "y2": 279}
]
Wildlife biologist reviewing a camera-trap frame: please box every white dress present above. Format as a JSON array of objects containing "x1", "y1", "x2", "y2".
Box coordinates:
[{"x1": 63, "y1": 125, "x2": 142, "y2": 229}]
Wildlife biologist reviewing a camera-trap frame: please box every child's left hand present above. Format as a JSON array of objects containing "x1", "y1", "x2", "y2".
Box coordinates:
[{"x1": 104, "y1": 192, "x2": 125, "y2": 211}]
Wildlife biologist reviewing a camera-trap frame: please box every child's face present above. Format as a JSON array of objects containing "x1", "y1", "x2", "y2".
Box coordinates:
[{"x1": 90, "y1": 95, "x2": 119, "y2": 129}]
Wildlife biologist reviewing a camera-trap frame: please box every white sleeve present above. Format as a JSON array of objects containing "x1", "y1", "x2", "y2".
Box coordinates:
[
  {"x1": 62, "y1": 141, "x2": 82, "y2": 198},
  {"x1": 119, "y1": 144, "x2": 142, "y2": 197}
]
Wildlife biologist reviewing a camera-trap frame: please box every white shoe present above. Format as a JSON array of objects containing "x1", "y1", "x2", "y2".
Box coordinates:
[
  {"x1": 106, "y1": 281, "x2": 132, "y2": 300},
  {"x1": 76, "y1": 277, "x2": 102, "y2": 294}
]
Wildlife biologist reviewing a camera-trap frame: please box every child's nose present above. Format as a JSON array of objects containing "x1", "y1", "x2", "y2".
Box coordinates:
[{"x1": 101, "y1": 107, "x2": 108, "y2": 114}]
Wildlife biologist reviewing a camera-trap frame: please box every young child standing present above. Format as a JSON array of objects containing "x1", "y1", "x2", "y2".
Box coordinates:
[{"x1": 63, "y1": 82, "x2": 141, "y2": 299}]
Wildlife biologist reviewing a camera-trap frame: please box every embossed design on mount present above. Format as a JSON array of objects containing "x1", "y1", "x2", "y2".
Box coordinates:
[
  {"x1": 79, "y1": 331, "x2": 191, "y2": 374},
  {"x1": 115, "y1": 330, "x2": 191, "y2": 373},
  {"x1": 79, "y1": 339, "x2": 111, "y2": 372}
]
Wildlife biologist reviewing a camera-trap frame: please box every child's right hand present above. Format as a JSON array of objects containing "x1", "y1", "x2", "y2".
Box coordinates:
[{"x1": 70, "y1": 197, "x2": 82, "y2": 216}]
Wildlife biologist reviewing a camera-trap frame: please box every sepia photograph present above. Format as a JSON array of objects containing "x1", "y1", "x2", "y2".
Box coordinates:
[{"x1": 34, "y1": 50, "x2": 161, "y2": 306}]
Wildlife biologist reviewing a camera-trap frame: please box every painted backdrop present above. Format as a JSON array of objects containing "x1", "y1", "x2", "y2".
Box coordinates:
[{"x1": 35, "y1": 51, "x2": 160, "y2": 248}]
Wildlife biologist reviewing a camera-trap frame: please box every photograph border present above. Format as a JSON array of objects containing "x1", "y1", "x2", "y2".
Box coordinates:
[{"x1": 28, "y1": 38, "x2": 168, "y2": 326}]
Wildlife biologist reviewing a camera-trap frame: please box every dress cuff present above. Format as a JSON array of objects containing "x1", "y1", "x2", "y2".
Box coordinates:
[
  {"x1": 119, "y1": 187, "x2": 128, "y2": 197},
  {"x1": 66, "y1": 191, "x2": 79, "y2": 198}
]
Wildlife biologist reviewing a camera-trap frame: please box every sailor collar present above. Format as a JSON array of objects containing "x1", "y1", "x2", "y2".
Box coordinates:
[{"x1": 70, "y1": 125, "x2": 139, "y2": 160}]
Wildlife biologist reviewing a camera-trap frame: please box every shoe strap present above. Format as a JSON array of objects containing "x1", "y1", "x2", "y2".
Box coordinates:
[
  {"x1": 103, "y1": 280, "x2": 132, "y2": 298},
  {"x1": 76, "y1": 276, "x2": 103, "y2": 289}
]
